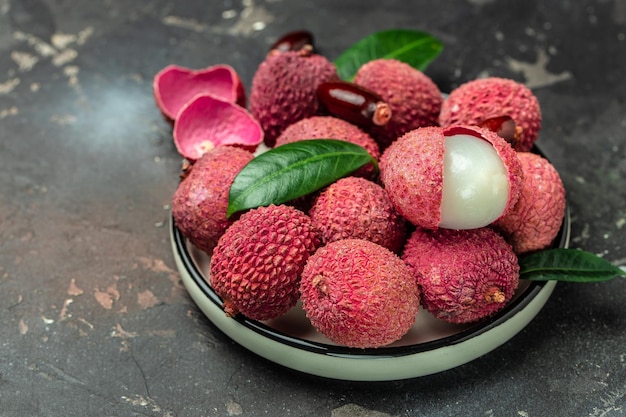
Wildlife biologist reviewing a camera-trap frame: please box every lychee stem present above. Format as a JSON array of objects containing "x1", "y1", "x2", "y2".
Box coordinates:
[
  {"x1": 312, "y1": 275, "x2": 328, "y2": 295},
  {"x1": 484, "y1": 286, "x2": 506, "y2": 303},
  {"x1": 222, "y1": 299, "x2": 239, "y2": 317},
  {"x1": 179, "y1": 159, "x2": 193, "y2": 180}
]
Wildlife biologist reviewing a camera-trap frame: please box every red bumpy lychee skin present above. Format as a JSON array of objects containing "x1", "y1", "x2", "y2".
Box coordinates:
[
  {"x1": 402, "y1": 227, "x2": 519, "y2": 324},
  {"x1": 172, "y1": 146, "x2": 254, "y2": 255},
  {"x1": 209, "y1": 204, "x2": 321, "y2": 321},
  {"x1": 493, "y1": 152, "x2": 566, "y2": 254},
  {"x1": 379, "y1": 125, "x2": 522, "y2": 229},
  {"x1": 249, "y1": 50, "x2": 339, "y2": 147},
  {"x1": 380, "y1": 126, "x2": 444, "y2": 229},
  {"x1": 439, "y1": 77, "x2": 542, "y2": 152},
  {"x1": 274, "y1": 116, "x2": 380, "y2": 178},
  {"x1": 309, "y1": 177, "x2": 406, "y2": 253},
  {"x1": 300, "y1": 239, "x2": 420, "y2": 348},
  {"x1": 354, "y1": 59, "x2": 443, "y2": 149}
]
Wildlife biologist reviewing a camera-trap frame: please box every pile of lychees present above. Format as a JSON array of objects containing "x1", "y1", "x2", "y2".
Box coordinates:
[{"x1": 154, "y1": 30, "x2": 566, "y2": 349}]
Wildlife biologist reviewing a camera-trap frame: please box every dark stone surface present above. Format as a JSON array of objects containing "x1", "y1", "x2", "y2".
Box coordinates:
[{"x1": 1, "y1": 0, "x2": 625, "y2": 416}]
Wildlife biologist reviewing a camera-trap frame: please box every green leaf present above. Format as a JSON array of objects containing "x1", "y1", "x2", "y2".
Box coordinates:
[
  {"x1": 334, "y1": 29, "x2": 444, "y2": 81},
  {"x1": 519, "y1": 248, "x2": 626, "y2": 282},
  {"x1": 227, "y1": 139, "x2": 378, "y2": 217}
]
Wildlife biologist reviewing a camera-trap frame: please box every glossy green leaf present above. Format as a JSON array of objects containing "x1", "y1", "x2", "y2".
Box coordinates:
[
  {"x1": 227, "y1": 139, "x2": 378, "y2": 217},
  {"x1": 519, "y1": 248, "x2": 626, "y2": 282},
  {"x1": 334, "y1": 29, "x2": 444, "y2": 81}
]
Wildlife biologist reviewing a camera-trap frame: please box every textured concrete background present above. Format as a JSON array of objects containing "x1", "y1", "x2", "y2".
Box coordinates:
[{"x1": 1, "y1": 0, "x2": 625, "y2": 416}]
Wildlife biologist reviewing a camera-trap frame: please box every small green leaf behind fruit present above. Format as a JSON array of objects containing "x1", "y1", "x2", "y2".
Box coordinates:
[
  {"x1": 519, "y1": 248, "x2": 626, "y2": 282},
  {"x1": 227, "y1": 139, "x2": 378, "y2": 217},
  {"x1": 334, "y1": 29, "x2": 444, "y2": 81}
]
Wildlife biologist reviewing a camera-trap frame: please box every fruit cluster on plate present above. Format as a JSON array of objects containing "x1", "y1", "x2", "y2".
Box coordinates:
[{"x1": 154, "y1": 30, "x2": 566, "y2": 349}]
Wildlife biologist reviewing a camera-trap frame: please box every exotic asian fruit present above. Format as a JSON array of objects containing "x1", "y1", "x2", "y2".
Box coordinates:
[
  {"x1": 402, "y1": 227, "x2": 519, "y2": 324},
  {"x1": 249, "y1": 50, "x2": 339, "y2": 147},
  {"x1": 439, "y1": 77, "x2": 542, "y2": 152},
  {"x1": 209, "y1": 204, "x2": 320, "y2": 320},
  {"x1": 380, "y1": 125, "x2": 522, "y2": 229},
  {"x1": 354, "y1": 59, "x2": 442, "y2": 149},
  {"x1": 309, "y1": 177, "x2": 406, "y2": 253},
  {"x1": 300, "y1": 239, "x2": 420, "y2": 348},
  {"x1": 493, "y1": 152, "x2": 566, "y2": 254},
  {"x1": 172, "y1": 146, "x2": 254, "y2": 255},
  {"x1": 274, "y1": 116, "x2": 380, "y2": 178}
]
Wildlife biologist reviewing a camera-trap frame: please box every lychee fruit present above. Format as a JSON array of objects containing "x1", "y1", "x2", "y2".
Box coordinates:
[
  {"x1": 439, "y1": 77, "x2": 542, "y2": 152},
  {"x1": 172, "y1": 146, "x2": 254, "y2": 255},
  {"x1": 209, "y1": 204, "x2": 320, "y2": 321},
  {"x1": 379, "y1": 125, "x2": 523, "y2": 230},
  {"x1": 308, "y1": 177, "x2": 406, "y2": 253},
  {"x1": 299, "y1": 239, "x2": 420, "y2": 348},
  {"x1": 274, "y1": 116, "x2": 380, "y2": 178},
  {"x1": 249, "y1": 50, "x2": 339, "y2": 147},
  {"x1": 354, "y1": 58, "x2": 443, "y2": 149},
  {"x1": 173, "y1": 94, "x2": 263, "y2": 161},
  {"x1": 492, "y1": 152, "x2": 566, "y2": 254},
  {"x1": 402, "y1": 227, "x2": 519, "y2": 324},
  {"x1": 153, "y1": 64, "x2": 246, "y2": 121}
]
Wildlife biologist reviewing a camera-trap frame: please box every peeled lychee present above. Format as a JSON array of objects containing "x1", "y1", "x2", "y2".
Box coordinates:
[
  {"x1": 173, "y1": 94, "x2": 263, "y2": 161},
  {"x1": 300, "y1": 239, "x2": 420, "y2": 348},
  {"x1": 308, "y1": 177, "x2": 406, "y2": 253},
  {"x1": 274, "y1": 116, "x2": 380, "y2": 178},
  {"x1": 153, "y1": 64, "x2": 246, "y2": 120},
  {"x1": 402, "y1": 227, "x2": 519, "y2": 324},
  {"x1": 492, "y1": 152, "x2": 566, "y2": 254},
  {"x1": 249, "y1": 50, "x2": 339, "y2": 147},
  {"x1": 209, "y1": 204, "x2": 320, "y2": 321},
  {"x1": 172, "y1": 146, "x2": 254, "y2": 255},
  {"x1": 439, "y1": 77, "x2": 542, "y2": 152},
  {"x1": 354, "y1": 59, "x2": 442, "y2": 149},
  {"x1": 380, "y1": 125, "x2": 522, "y2": 229}
]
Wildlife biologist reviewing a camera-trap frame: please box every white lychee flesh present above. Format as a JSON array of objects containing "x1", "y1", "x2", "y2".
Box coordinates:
[{"x1": 440, "y1": 134, "x2": 510, "y2": 229}]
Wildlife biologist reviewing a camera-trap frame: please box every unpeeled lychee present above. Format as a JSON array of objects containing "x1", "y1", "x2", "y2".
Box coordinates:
[
  {"x1": 209, "y1": 204, "x2": 320, "y2": 320},
  {"x1": 402, "y1": 227, "x2": 519, "y2": 324},
  {"x1": 439, "y1": 77, "x2": 542, "y2": 152},
  {"x1": 300, "y1": 239, "x2": 420, "y2": 348},
  {"x1": 249, "y1": 50, "x2": 339, "y2": 147},
  {"x1": 379, "y1": 125, "x2": 522, "y2": 229},
  {"x1": 492, "y1": 152, "x2": 566, "y2": 254},
  {"x1": 274, "y1": 116, "x2": 380, "y2": 178},
  {"x1": 308, "y1": 177, "x2": 406, "y2": 253},
  {"x1": 354, "y1": 59, "x2": 442, "y2": 149},
  {"x1": 172, "y1": 146, "x2": 254, "y2": 255}
]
